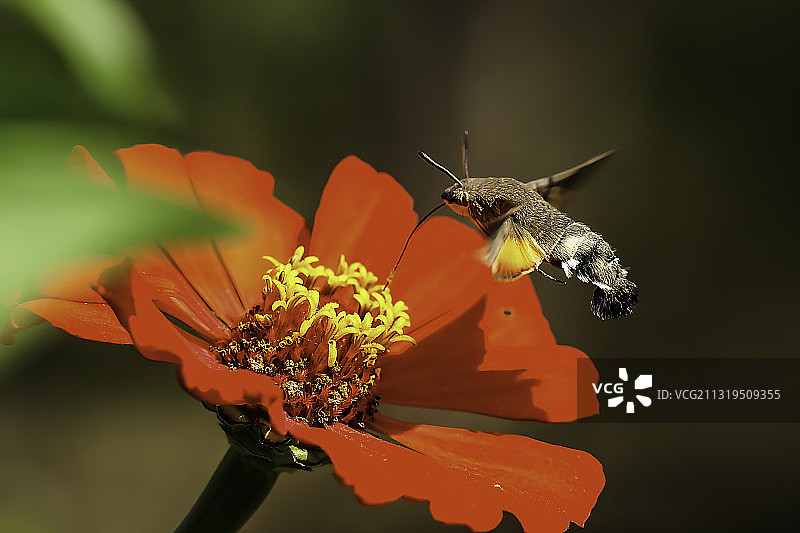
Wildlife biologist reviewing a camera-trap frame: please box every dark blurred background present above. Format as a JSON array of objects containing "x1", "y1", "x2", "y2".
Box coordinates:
[{"x1": 2, "y1": 1, "x2": 799, "y2": 532}]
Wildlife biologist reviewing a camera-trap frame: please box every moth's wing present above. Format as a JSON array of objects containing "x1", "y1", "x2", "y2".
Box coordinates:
[
  {"x1": 468, "y1": 199, "x2": 522, "y2": 236},
  {"x1": 467, "y1": 201, "x2": 489, "y2": 235},
  {"x1": 525, "y1": 150, "x2": 615, "y2": 209},
  {"x1": 483, "y1": 218, "x2": 547, "y2": 281}
]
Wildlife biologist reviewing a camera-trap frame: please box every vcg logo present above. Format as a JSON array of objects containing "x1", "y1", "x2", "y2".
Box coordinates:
[{"x1": 592, "y1": 367, "x2": 653, "y2": 414}]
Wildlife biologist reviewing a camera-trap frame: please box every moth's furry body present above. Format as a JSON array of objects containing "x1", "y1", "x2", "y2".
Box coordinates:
[{"x1": 442, "y1": 173, "x2": 638, "y2": 320}]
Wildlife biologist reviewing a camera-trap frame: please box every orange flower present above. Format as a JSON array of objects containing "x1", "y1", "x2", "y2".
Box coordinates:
[{"x1": 3, "y1": 145, "x2": 604, "y2": 532}]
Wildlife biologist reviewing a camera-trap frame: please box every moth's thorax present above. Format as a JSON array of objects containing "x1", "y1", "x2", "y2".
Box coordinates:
[{"x1": 443, "y1": 177, "x2": 535, "y2": 230}]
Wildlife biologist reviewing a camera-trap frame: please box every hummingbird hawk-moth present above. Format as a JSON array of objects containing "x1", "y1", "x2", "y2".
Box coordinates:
[{"x1": 417, "y1": 132, "x2": 638, "y2": 320}]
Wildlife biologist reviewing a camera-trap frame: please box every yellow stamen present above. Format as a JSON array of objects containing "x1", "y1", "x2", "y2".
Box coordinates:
[{"x1": 213, "y1": 246, "x2": 414, "y2": 428}]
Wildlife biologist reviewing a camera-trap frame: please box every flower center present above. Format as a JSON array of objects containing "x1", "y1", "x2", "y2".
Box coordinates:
[{"x1": 212, "y1": 247, "x2": 414, "y2": 428}]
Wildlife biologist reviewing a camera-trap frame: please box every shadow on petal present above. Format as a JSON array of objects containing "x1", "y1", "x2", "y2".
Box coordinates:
[{"x1": 378, "y1": 297, "x2": 549, "y2": 421}]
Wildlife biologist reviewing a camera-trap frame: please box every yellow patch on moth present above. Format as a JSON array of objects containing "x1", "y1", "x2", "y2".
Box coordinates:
[{"x1": 491, "y1": 231, "x2": 546, "y2": 280}]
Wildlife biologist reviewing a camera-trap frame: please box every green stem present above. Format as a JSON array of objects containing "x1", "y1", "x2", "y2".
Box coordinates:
[{"x1": 175, "y1": 446, "x2": 280, "y2": 533}]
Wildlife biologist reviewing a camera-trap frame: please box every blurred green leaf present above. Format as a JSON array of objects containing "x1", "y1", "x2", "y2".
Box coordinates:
[
  {"x1": 0, "y1": 123, "x2": 240, "y2": 309},
  {"x1": 6, "y1": 0, "x2": 176, "y2": 122}
]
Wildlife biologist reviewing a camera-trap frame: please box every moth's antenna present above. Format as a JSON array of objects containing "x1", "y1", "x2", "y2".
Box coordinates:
[
  {"x1": 418, "y1": 151, "x2": 464, "y2": 187},
  {"x1": 462, "y1": 130, "x2": 470, "y2": 179},
  {"x1": 385, "y1": 202, "x2": 447, "y2": 288}
]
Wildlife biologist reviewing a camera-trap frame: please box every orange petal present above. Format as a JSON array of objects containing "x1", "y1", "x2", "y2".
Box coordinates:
[
  {"x1": 184, "y1": 151, "x2": 310, "y2": 310},
  {"x1": 0, "y1": 306, "x2": 44, "y2": 345},
  {"x1": 115, "y1": 145, "x2": 246, "y2": 325},
  {"x1": 183, "y1": 150, "x2": 274, "y2": 206},
  {"x1": 157, "y1": 241, "x2": 246, "y2": 327},
  {"x1": 97, "y1": 259, "x2": 289, "y2": 434},
  {"x1": 390, "y1": 216, "x2": 491, "y2": 342},
  {"x1": 309, "y1": 156, "x2": 417, "y2": 281},
  {"x1": 36, "y1": 255, "x2": 122, "y2": 304},
  {"x1": 131, "y1": 251, "x2": 232, "y2": 343},
  {"x1": 481, "y1": 280, "x2": 598, "y2": 421},
  {"x1": 286, "y1": 416, "x2": 604, "y2": 533},
  {"x1": 67, "y1": 146, "x2": 115, "y2": 186},
  {"x1": 2, "y1": 148, "x2": 121, "y2": 345},
  {"x1": 6, "y1": 299, "x2": 131, "y2": 345},
  {"x1": 372, "y1": 415, "x2": 605, "y2": 531},
  {"x1": 379, "y1": 277, "x2": 598, "y2": 422},
  {"x1": 116, "y1": 144, "x2": 198, "y2": 205},
  {"x1": 174, "y1": 327, "x2": 288, "y2": 434}
]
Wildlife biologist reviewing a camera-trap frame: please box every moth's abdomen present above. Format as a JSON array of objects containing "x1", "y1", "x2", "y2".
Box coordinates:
[
  {"x1": 551, "y1": 223, "x2": 638, "y2": 319},
  {"x1": 591, "y1": 278, "x2": 638, "y2": 320}
]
